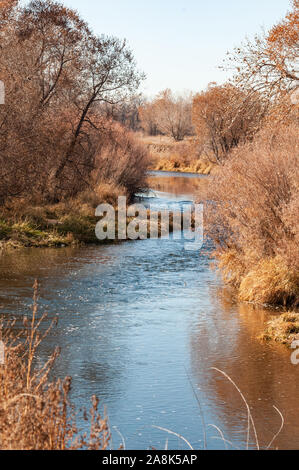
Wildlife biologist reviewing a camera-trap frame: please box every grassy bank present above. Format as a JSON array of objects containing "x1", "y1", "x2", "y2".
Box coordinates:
[
  {"x1": 0, "y1": 184, "x2": 127, "y2": 249},
  {"x1": 138, "y1": 134, "x2": 214, "y2": 175},
  {"x1": 0, "y1": 215, "x2": 98, "y2": 249},
  {"x1": 204, "y1": 124, "x2": 299, "y2": 310},
  {"x1": 0, "y1": 189, "x2": 184, "y2": 250},
  {"x1": 260, "y1": 312, "x2": 299, "y2": 346},
  {"x1": 0, "y1": 198, "x2": 109, "y2": 249}
]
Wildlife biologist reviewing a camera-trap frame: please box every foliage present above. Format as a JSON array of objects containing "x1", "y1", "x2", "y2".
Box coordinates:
[
  {"x1": 224, "y1": 0, "x2": 298, "y2": 99},
  {"x1": 204, "y1": 124, "x2": 299, "y2": 307},
  {"x1": 139, "y1": 89, "x2": 193, "y2": 141},
  {"x1": 0, "y1": 0, "x2": 146, "y2": 203},
  {"x1": 192, "y1": 83, "x2": 266, "y2": 163}
]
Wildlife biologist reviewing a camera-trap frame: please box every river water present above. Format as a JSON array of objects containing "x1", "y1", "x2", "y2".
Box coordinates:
[{"x1": 0, "y1": 171, "x2": 299, "y2": 450}]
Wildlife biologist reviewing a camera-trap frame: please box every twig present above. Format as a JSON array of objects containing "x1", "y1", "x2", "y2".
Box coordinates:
[
  {"x1": 208, "y1": 424, "x2": 228, "y2": 450},
  {"x1": 152, "y1": 426, "x2": 194, "y2": 450},
  {"x1": 211, "y1": 367, "x2": 260, "y2": 450},
  {"x1": 266, "y1": 406, "x2": 284, "y2": 450}
]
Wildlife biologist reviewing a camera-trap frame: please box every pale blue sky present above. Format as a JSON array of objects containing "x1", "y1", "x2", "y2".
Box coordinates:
[{"x1": 61, "y1": 0, "x2": 290, "y2": 95}]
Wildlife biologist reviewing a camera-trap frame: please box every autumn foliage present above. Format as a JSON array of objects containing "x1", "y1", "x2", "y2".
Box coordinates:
[
  {"x1": 0, "y1": 0, "x2": 148, "y2": 204},
  {"x1": 192, "y1": 84, "x2": 266, "y2": 163},
  {"x1": 202, "y1": 0, "x2": 299, "y2": 306},
  {"x1": 139, "y1": 89, "x2": 193, "y2": 141},
  {"x1": 225, "y1": 0, "x2": 298, "y2": 98}
]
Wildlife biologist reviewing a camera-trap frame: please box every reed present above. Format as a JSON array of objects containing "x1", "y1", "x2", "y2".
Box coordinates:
[{"x1": 0, "y1": 281, "x2": 110, "y2": 450}]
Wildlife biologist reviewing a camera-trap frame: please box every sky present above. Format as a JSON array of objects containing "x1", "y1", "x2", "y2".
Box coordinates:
[{"x1": 59, "y1": 0, "x2": 290, "y2": 96}]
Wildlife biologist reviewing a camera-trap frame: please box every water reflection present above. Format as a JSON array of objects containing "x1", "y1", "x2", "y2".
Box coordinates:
[
  {"x1": 0, "y1": 172, "x2": 298, "y2": 449},
  {"x1": 148, "y1": 171, "x2": 204, "y2": 199},
  {"x1": 190, "y1": 287, "x2": 299, "y2": 449}
]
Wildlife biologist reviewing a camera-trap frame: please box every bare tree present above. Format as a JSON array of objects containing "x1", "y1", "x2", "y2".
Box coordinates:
[
  {"x1": 224, "y1": 0, "x2": 298, "y2": 99},
  {"x1": 139, "y1": 89, "x2": 193, "y2": 141},
  {"x1": 192, "y1": 83, "x2": 267, "y2": 163},
  {"x1": 0, "y1": 0, "x2": 145, "y2": 202}
]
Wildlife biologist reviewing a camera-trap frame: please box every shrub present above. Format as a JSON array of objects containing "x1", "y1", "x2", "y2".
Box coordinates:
[
  {"x1": 261, "y1": 312, "x2": 299, "y2": 346},
  {"x1": 205, "y1": 123, "x2": 299, "y2": 307},
  {"x1": 93, "y1": 122, "x2": 149, "y2": 199}
]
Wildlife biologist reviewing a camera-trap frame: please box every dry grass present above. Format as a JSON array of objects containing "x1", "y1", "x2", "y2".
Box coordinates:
[
  {"x1": 0, "y1": 182, "x2": 129, "y2": 248},
  {"x1": 260, "y1": 312, "x2": 299, "y2": 346},
  {"x1": 138, "y1": 134, "x2": 213, "y2": 175},
  {"x1": 239, "y1": 257, "x2": 299, "y2": 306},
  {"x1": 157, "y1": 367, "x2": 285, "y2": 450},
  {"x1": 0, "y1": 182, "x2": 184, "y2": 249},
  {"x1": 0, "y1": 281, "x2": 110, "y2": 450},
  {"x1": 205, "y1": 123, "x2": 299, "y2": 308}
]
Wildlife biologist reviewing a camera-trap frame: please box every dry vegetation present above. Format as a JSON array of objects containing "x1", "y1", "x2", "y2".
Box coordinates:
[
  {"x1": 200, "y1": 0, "x2": 299, "y2": 315},
  {"x1": 138, "y1": 90, "x2": 214, "y2": 175},
  {"x1": 205, "y1": 123, "x2": 299, "y2": 308},
  {"x1": 0, "y1": 281, "x2": 110, "y2": 450},
  {"x1": 260, "y1": 312, "x2": 299, "y2": 346},
  {"x1": 139, "y1": 134, "x2": 213, "y2": 174},
  {"x1": 139, "y1": 89, "x2": 193, "y2": 142},
  {"x1": 0, "y1": 0, "x2": 149, "y2": 248},
  {"x1": 192, "y1": 84, "x2": 267, "y2": 164}
]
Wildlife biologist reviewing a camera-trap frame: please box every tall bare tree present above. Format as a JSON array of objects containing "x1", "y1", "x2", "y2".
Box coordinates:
[
  {"x1": 0, "y1": 0, "x2": 144, "y2": 202},
  {"x1": 139, "y1": 89, "x2": 193, "y2": 141},
  {"x1": 192, "y1": 84, "x2": 267, "y2": 163}
]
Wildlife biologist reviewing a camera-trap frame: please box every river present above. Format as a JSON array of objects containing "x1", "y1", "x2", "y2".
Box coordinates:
[{"x1": 0, "y1": 171, "x2": 298, "y2": 450}]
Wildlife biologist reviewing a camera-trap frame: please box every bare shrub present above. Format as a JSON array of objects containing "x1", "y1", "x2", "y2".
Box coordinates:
[
  {"x1": 204, "y1": 123, "x2": 299, "y2": 306},
  {"x1": 192, "y1": 84, "x2": 267, "y2": 163},
  {"x1": 92, "y1": 122, "x2": 149, "y2": 199}
]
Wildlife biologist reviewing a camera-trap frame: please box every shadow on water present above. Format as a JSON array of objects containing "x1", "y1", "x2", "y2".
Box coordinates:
[{"x1": 0, "y1": 171, "x2": 298, "y2": 450}]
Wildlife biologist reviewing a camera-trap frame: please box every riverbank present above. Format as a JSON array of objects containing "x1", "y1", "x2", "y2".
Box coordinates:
[
  {"x1": 138, "y1": 134, "x2": 214, "y2": 175},
  {"x1": 260, "y1": 312, "x2": 299, "y2": 346},
  {"x1": 203, "y1": 125, "x2": 298, "y2": 311},
  {"x1": 0, "y1": 192, "x2": 181, "y2": 250},
  {"x1": 0, "y1": 197, "x2": 108, "y2": 249},
  {"x1": 0, "y1": 214, "x2": 98, "y2": 249}
]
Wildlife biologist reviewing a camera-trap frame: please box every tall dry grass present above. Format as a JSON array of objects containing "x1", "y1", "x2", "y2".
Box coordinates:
[
  {"x1": 204, "y1": 123, "x2": 299, "y2": 307},
  {"x1": 0, "y1": 281, "x2": 110, "y2": 450},
  {"x1": 139, "y1": 134, "x2": 213, "y2": 174}
]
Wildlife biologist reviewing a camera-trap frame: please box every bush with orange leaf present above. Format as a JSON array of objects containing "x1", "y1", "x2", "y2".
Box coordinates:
[{"x1": 204, "y1": 123, "x2": 299, "y2": 307}]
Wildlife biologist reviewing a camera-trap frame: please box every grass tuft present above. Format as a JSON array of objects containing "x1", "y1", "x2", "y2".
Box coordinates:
[
  {"x1": 260, "y1": 312, "x2": 299, "y2": 346},
  {"x1": 0, "y1": 281, "x2": 110, "y2": 450}
]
